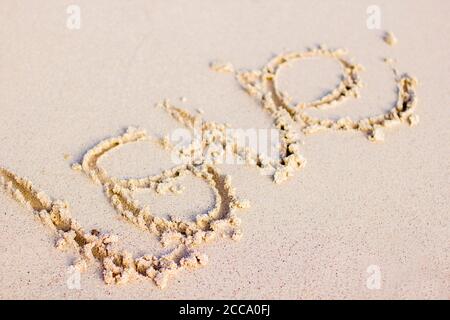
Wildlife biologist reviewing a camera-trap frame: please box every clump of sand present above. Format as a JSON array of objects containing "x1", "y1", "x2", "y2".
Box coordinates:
[{"x1": 383, "y1": 31, "x2": 398, "y2": 46}]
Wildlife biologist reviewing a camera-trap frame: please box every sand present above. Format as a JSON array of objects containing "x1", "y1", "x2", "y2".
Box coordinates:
[{"x1": 0, "y1": 0, "x2": 449, "y2": 299}]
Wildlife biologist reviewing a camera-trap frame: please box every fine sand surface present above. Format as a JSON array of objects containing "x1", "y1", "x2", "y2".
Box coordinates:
[{"x1": 0, "y1": 0, "x2": 449, "y2": 299}]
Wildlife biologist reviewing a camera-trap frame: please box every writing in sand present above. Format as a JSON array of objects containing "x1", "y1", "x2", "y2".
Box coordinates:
[{"x1": 0, "y1": 34, "x2": 419, "y2": 288}]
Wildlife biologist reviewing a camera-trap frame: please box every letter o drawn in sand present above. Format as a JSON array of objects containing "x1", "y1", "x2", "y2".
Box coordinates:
[
  {"x1": 73, "y1": 127, "x2": 250, "y2": 287},
  {"x1": 0, "y1": 126, "x2": 250, "y2": 289}
]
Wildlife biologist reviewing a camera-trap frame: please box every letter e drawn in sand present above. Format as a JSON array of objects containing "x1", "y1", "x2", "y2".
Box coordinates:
[{"x1": 212, "y1": 42, "x2": 419, "y2": 144}]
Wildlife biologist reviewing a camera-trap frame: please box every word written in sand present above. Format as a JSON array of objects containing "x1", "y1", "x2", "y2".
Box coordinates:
[{"x1": 1, "y1": 35, "x2": 419, "y2": 289}]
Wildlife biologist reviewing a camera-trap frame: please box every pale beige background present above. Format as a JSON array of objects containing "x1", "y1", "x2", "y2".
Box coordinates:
[{"x1": 0, "y1": 0, "x2": 449, "y2": 299}]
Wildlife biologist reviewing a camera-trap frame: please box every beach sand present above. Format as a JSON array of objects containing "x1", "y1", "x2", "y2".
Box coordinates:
[{"x1": 0, "y1": 0, "x2": 449, "y2": 299}]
